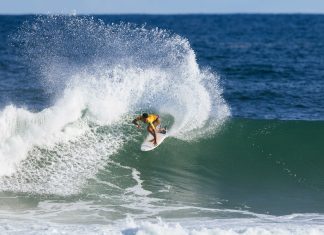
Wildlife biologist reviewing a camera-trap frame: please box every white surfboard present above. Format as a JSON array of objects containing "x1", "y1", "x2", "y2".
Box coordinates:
[{"x1": 141, "y1": 131, "x2": 168, "y2": 151}]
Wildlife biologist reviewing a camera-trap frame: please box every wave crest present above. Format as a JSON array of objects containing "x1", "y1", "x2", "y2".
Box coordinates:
[{"x1": 0, "y1": 16, "x2": 229, "y2": 194}]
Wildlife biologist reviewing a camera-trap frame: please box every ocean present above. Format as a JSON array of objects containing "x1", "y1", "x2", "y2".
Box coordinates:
[{"x1": 0, "y1": 14, "x2": 324, "y2": 234}]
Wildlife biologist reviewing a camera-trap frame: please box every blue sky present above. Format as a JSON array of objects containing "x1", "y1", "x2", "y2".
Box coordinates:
[{"x1": 1, "y1": 0, "x2": 324, "y2": 14}]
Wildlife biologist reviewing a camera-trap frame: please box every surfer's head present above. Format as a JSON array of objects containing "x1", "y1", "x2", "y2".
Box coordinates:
[{"x1": 142, "y1": 113, "x2": 148, "y2": 118}]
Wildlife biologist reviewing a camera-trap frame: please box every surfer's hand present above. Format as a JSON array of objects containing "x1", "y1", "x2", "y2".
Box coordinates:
[{"x1": 136, "y1": 125, "x2": 141, "y2": 129}]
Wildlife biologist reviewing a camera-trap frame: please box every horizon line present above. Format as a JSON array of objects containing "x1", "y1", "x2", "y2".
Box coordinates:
[{"x1": 1, "y1": 12, "x2": 324, "y2": 16}]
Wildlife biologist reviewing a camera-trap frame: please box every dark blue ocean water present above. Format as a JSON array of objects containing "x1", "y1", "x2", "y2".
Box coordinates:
[
  {"x1": 1, "y1": 14, "x2": 324, "y2": 120},
  {"x1": 0, "y1": 15, "x2": 324, "y2": 234}
]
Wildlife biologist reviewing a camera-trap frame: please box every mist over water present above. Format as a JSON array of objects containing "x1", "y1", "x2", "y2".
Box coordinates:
[{"x1": 0, "y1": 16, "x2": 229, "y2": 194}]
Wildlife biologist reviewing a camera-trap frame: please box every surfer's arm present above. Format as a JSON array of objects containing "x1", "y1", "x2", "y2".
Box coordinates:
[{"x1": 132, "y1": 116, "x2": 141, "y2": 128}]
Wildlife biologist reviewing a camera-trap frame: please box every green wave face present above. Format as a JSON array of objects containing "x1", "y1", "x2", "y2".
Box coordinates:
[
  {"x1": 113, "y1": 118, "x2": 324, "y2": 216},
  {"x1": 1, "y1": 16, "x2": 323, "y2": 223}
]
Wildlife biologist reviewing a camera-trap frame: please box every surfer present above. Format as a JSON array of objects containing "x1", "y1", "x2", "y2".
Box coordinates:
[{"x1": 132, "y1": 113, "x2": 166, "y2": 145}]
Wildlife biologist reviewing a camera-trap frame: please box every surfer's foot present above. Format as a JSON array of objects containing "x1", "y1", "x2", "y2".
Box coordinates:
[{"x1": 149, "y1": 139, "x2": 157, "y2": 145}]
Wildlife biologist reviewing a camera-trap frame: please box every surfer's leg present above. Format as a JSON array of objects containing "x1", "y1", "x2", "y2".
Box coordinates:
[
  {"x1": 153, "y1": 119, "x2": 160, "y2": 128},
  {"x1": 147, "y1": 125, "x2": 154, "y2": 142},
  {"x1": 147, "y1": 125, "x2": 157, "y2": 143},
  {"x1": 153, "y1": 119, "x2": 165, "y2": 133}
]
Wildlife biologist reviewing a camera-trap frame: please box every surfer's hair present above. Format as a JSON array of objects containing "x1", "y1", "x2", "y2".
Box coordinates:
[{"x1": 142, "y1": 113, "x2": 148, "y2": 118}]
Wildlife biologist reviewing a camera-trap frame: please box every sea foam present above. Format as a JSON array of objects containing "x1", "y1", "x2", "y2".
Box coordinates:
[{"x1": 0, "y1": 16, "x2": 229, "y2": 194}]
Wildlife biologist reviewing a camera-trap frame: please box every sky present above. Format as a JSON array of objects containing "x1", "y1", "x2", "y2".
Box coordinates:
[{"x1": 1, "y1": 0, "x2": 324, "y2": 14}]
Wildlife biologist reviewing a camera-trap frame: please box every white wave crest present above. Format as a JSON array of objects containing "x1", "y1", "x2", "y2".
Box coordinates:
[{"x1": 0, "y1": 16, "x2": 230, "y2": 194}]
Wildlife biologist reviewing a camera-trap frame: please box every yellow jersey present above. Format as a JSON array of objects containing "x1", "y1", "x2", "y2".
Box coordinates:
[{"x1": 145, "y1": 114, "x2": 159, "y2": 124}]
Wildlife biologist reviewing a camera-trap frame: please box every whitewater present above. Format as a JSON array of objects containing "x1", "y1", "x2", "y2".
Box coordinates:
[
  {"x1": 0, "y1": 15, "x2": 324, "y2": 234},
  {"x1": 0, "y1": 16, "x2": 228, "y2": 191}
]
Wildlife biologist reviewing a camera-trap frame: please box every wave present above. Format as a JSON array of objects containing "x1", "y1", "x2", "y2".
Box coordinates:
[
  {"x1": 1, "y1": 214, "x2": 324, "y2": 235},
  {"x1": 0, "y1": 16, "x2": 229, "y2": 194},
  {"x1": 114, "y1": 118, "x2": 324, "y2": 215},
  {"x1": 3, "y1": 16, "x2": 322, "y2": 219}
]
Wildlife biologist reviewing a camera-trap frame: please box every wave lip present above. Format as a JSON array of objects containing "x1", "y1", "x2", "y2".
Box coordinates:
[{"x1": 0, "y1": 16, "x2": 229, "y2": 194}]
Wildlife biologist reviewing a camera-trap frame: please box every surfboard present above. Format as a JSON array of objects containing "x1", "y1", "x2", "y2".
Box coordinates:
[{"x1": 141, "y1": 130, "x2": 168, "y2": 151}]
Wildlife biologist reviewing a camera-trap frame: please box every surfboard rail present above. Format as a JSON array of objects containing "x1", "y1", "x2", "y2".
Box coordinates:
[{"x1": 141, "y1": 131, "x2": 168, "y2": 151}]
